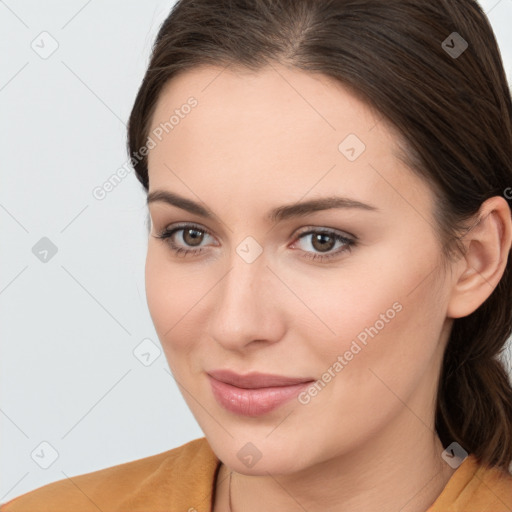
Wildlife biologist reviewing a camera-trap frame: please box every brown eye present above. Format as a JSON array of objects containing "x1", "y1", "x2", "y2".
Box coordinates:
[
  {"x1": 182, "y1": 228, "x2": 205, "y2": 247},
  {"x1": 292, "y1": 228, "x2": 355, "y2": 262},
  {"x1": 311, "y1": 232, "x2": 336, "y2": 252},
  {"x1": 153, "y1": 223, "x2": 215, "y2": 257}
]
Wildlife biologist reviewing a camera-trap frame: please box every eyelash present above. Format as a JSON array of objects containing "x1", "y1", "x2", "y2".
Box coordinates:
[{"x1": 153, "y1": 222, "x2": 356, "y2": 262}]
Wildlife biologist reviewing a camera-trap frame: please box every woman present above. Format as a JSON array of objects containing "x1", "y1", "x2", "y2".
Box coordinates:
[{"x1": 2, "y1": 0, "x2": 512, "y2": 510}]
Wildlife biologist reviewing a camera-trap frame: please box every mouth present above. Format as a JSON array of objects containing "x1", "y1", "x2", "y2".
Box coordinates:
[
  {"x1": 207, "y1": 369, "x2": 315, "y2": 388},
  {"x1": 207, "y1": 369, "x2": 315, "y2": 416}
]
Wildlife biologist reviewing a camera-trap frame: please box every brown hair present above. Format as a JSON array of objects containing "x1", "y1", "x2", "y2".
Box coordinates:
[{"x1": 127, "y1": 0, "x2": 512, "y2": 472}]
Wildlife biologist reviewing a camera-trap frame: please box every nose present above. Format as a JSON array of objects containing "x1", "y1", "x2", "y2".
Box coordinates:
[{"x1": 207, "y1": 250, "x2": 286, "y2": 352}]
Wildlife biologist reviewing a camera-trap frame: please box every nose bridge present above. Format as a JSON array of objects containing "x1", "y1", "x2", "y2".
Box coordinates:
[{"x1": 208, "y1": 246, "x2": 281, "y2": 349}]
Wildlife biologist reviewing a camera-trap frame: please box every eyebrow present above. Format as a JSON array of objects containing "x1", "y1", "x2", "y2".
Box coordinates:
[{"x1": 146, "y1": 190, "x2": 379, "y2": 223}]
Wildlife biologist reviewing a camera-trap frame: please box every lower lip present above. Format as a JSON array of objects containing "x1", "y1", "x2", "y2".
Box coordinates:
[{"x1": 208, "y1": 375, "x2": 313, "y2": 417}]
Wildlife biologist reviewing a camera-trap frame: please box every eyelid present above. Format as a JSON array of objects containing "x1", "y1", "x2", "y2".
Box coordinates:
[
  {"x1": 155, "y1": 221, "x2": 216, "y2": 239},
  {"x1": 292, "y1": 225, "x2": 357, "y2": 241},
  {"x1": 167, "y1": 222, "x2": 219, "y2": 246}
]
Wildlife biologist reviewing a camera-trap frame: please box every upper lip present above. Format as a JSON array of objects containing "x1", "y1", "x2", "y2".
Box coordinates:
[{"x1": 207, "y1": 369, "x2": 315, "y2": 389}]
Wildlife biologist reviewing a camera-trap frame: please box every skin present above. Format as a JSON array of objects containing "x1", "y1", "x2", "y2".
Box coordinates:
[{"x1": 144, "y1": 62, "x2": 512, "y2": 512}]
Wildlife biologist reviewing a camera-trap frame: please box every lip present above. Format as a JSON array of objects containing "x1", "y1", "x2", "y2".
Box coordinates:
[
  {"x1": 207, "y1": 370, "x2": 315, "y2": 416},
  {"x1": 207, "y1": 369, "x2": 315, "y2": 388}
]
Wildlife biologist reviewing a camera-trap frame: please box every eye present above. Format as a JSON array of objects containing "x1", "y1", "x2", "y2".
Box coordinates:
[
  {"x1": 291, "y1": 228, "x2": 355, "y2": 262},
  {"x1": 153, "y1": 223, "x2": 216, "y2": 257}
]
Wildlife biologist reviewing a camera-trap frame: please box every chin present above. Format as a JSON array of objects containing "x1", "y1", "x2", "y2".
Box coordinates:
[{"x1": 206, "y1": 433, "x2": 315, "y2": 476}]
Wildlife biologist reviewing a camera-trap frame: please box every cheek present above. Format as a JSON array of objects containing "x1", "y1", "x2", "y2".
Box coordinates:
[
  {"x1": 310, "y1": 239, "x2": 446, "y2": 382},
  {"x1": 144, "y1": 246, "x2": 214, "y2": 360},
  {"x1": 292, "y1": 265, "x2": 447, "y2": 455},
  {"x1": 145, "y1": 247, "x2": 192, "y2": 346}
]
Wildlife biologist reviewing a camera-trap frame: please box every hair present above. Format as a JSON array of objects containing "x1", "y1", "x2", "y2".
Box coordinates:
[{"x1": 127, "y1": 0, "x2": 512, "y2": 472}]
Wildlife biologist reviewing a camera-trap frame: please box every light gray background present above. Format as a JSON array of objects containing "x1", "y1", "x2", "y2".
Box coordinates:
[{"x1": 1, "y1": 0, "x2": 512, "y2": 502}]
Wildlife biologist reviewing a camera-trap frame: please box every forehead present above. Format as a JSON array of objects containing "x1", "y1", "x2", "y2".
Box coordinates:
[{"x1": 146, "y1": 63, "x2": 433, "y2": 219}]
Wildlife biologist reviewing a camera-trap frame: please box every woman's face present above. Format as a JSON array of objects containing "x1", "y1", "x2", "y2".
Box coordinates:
[{"x1": 145, "y1": 63, "x2": 454, "y2": 475}]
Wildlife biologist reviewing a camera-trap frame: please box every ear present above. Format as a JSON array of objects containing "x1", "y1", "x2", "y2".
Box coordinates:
[{"x1": 446, "y1": 196, "x2": 512, "y2": 319}]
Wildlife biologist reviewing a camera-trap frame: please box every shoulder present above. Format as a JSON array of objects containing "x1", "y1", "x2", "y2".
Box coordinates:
[
  {"x1": 428, "y1": 455, "x2": 512, "y2": 511},
  {"x1": 0, "y1": 437, "x2": 220, "y2": 512},
  {"x1": 466, "y1": 461, "x2": 512, "y2": 511}
]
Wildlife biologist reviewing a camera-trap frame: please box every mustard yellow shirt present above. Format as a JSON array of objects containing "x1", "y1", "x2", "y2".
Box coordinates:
[{"x1": 1, "y1": 437, "x2": 511, "y2": 511}]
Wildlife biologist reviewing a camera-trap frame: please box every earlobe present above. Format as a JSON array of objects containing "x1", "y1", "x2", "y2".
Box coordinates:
[{"x1": 446, "y1": 196, "x2": 512, "y2": 319}]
